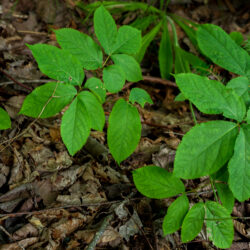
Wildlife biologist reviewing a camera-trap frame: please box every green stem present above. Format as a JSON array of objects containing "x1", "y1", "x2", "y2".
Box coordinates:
[
  {"x1": 189, "y1": 101, "x2": 197, "y2": 125},
  {"x1": 102, "y1": 55, "x2": 110, "y2": 68},
  {"x1": 166, "y1": 16, "x2": 178, "y2": 47},
  {"x1": 210, "y1": 177, "x2": 219, "y2": 203}
]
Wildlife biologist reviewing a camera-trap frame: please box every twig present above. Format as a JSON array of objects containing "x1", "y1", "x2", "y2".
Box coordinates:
[
  {"x1": 0, "y1": 68, "x2": 32, "y2": 91},
  {"x1": 143, "y1": 75, "x2": 177, "y2": 88},
  {"x1": 0, "y1": 79, "x2": 55, "y2": 86}
]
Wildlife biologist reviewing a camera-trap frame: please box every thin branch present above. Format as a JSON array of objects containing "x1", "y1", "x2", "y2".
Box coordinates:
[{"x1": 143, "y1": 75, "x2": 177, "y2": 88}]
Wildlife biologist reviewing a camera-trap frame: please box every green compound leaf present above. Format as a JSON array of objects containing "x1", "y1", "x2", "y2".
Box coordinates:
[
  {"x1": 103, "y1": 65, "x2": 125, "y2": 93},
  {"x1": 61, "y1": 96, "x2": 91, "y2": 156},
  {"x1": 132, "y1": 166, "x2": 185, "y2": 199},
  {"x1": 158, "y1": 18, "x2": 173, "y2": 79},
  {"x1": 228, "y1": 124, "x2": 250, "y2": 201},
  {"x1": 129, "y1": 87, "x2": 153, "y2": 108},
  {"x1": 0, "y1": 107, "x2": 11, "y2": 130},
  {"x1": 85, "y1": 77, "x2": 106, "y2": 103},
  {"x1": 26, "y1": 44, "x2": 84, "y2": 85},
  {"x1": 181, "y1": 203, "x2": 205, "y2": 243},
  {"x1": 77, "y1": 91, "x2": 105, "y2": 131},
  {"x1": 205, "y1": 201, "x2": 234, "y2": 249},
  {"x1": 108, "y1": 99, "x2": 141, "y2": 164},
  {"x1": 55, "y1": 28, "x2": 103, "y2": 70},
  {"x1": 215, "y1": 182, "x2": 235, "y2": 213},
  {"x1": 20, "y1": 82, "x2": 77, "y2": 118},
  {"x1": 111, "y1": 54, "x2": 142, "y2": 82},
  {"x1": 163, "y1": 195, "x2": 189, "y2": 235},
  {"x1": 174, "y1": 121, "x2": 238, "y2": 179},
  {"x1": 175, "y1": 73, "x2": 246, "y2": 122},
  {"x1": 94, "y1": 5, "x2": 117, "y2": 55},
  {"x1": 111, "y1": 25, "x2": 141, "y2": 55},
  {"x1": 197, "y1": 24, "x2": 249, "y2": 76},
  {"x1": 135, "y1": 21, "x2": 162, "y2": 63}
]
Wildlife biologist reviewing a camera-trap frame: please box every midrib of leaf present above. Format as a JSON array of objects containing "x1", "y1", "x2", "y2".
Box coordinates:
[{"x1": 114, "y1": 32, "x2": 138, "y2": 52}]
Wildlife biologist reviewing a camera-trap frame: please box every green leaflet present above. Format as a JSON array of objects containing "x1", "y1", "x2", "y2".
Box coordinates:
[
  {"x1": 55, "y1": 28, "x2": 103, "y2": 70},
  {"x1": 174, "y1": 121, "x2": 238, "y2": 179},
  {"x1": 197, "y1": 24, "x2": 249, "y2": 76},
  {"x1": 103, "y1": 64, "x2": 125, "y2": 93},
  {"x1": 130, "y1": 15, "x2": 157, "y2": 31},
  {"x1": 163, "y1": 194, "x2": 189, "y2": 235},
  {"x1": 135, "y1": 21, "x2": 162, "y2": 63},
  {"x1": 0, "y1": 107, "x2": 11, "y2": 130},
  {"x1": 107, "y1": 99, "x2": 141, "y2": 164},
  {"x1": 229, "y1": 31, "x2": 244, "y2": 46},
  {"x1": 94, "y1": 5, "x2": 117, "y2": 55},
  {"x1": 129, "y1": 87, "x2": 153, "y2": 108},
  {"x1": 228, "y1": 125, "x2": 250, "y2": 201},
  {"x1": 174, "y1": 46, "x2": 190, "y2": 74},
  {"x1": 247, "y1": 108, "x2": 250, "y2": 124},
  {"x1": 111, "y1": 54, "x2": 142, "y2": 82},
  {"x1": 158, "y1": 18, "x2": 173, "y2": 79},
  {"x1": 175, "y1": 73, "x2": 246, "y2": 122},
  {"x1": 61, "y1": 96, "x2": 91, "y2": 156},
  {"x1": 20, "y1": 82, "x2": 77, "y2": 118},
  {"x1": 26, "y1": 44, "x2": 84, "y2": 85},
  {"x1": 85, "y1": 77, "x2": 106, "y2": 104},
  {"x1": 132, "y1": 166, "x2": 185, "y2": 199},
  {"x1": 215, "y1": 183, "x2": 235, "y2": 213},
  {"x1": 111, "y1": 25, "x2": 141, "y2": 55},
  {"x1": 181, "y1": 203, "x2": 205, "y2": 242},
  {"x1": 205, "y1": 201, "x2": 234, "y2": 249}
]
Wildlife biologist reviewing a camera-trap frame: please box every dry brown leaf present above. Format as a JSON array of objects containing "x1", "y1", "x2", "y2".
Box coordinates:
[
  {"x1": 0, "y1": 237, "x2": 38, "y2": 250},
  {"x1": 12, "y1": 223, "x2": 39, "y2": 241}
]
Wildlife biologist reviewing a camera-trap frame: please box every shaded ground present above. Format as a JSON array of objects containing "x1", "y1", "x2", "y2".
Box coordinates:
[{"x1": 0, "y1": 0, "x2": 249, "y2": 249}]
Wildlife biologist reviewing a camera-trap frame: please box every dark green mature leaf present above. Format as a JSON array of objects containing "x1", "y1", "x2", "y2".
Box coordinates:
[
  {"x1": 55, "y1": 28, "x2": 103, "y2": 70},
  {"x1": 205, "y1": 201, "x2": 234, "y2": 249},
  {"x1": 163, "y1": 195, "x2": 189, "y2": 235},
  {"x1": 111, "y1": 26, "x2": 141, "y2": 55},
  {"x1": 175, "y1": 73, "x2": 246, "y2": 122},
  {"x1": 210, "y1": 165, "x2": 229, "y2": 182},
  {"x1": 85, "y1": 77, "x2": 106, "y2": 103},
  {"x1": 130, "y1": 15, "x2": 157, "y2": 31},
  {"x1": 20, "y1": 82, "x2": 77, "y2": 118},
  {"x1": 174, "y1": 46, "x2": 190, "y2": 74},
  {"x1": 0, "y1": 107, "x2": 11, "y2": 130},
  {"x1": 103, "y1": 65, "x2": 125, "y2": 93},
  {"x1": 181, "y1": 203, "x2": 205, "y2": 242},
  {"x1": 94, "y1": 5, "x2": 117, "y2": 55},
  {"x1": 197, "y1": 24, "x2": 249, "y2": 76},
  {"x1": 158, "y1": 18, "x2": 173, "y2": 79},
  {"x1": 26, "y1": 44, "x2": 84, "y2": 85},
  {"x1": 61, "y1": 96, "x2": 91, "y2": 156},
  {"x1": 133, "y1": 166, "x2": 185, "y2": 199},
  {"x1": 174, "y1": 121, "x2": 238, "y2": 179},
  {"x1": 77, "y1": 91, "x2": 105, "y2": 131},
  {"x1": 111, "y1": 54, "x2": 142, "y2": 82},
  {"x1": 228, "y1": 125, "x2": 250, "y2": 201},
  {"x1": 215, "y1": 183, "x2": 235, "y2": 213},
  {"x1": 129, "y1": 87, "x2": 153, "y2": 108},
  {"x1": 135, "y1": 22, "x2": 162, "y2": 63},
  {"x1": 108, "y1": 99, "x2": 141, "y2": 164}
]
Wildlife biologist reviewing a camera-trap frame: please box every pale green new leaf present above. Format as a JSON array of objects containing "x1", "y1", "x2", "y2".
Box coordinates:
[
  {"x1": 135, "y1": 22, "x2": 162, "y2": 63},
  {"x1": 85, "y1": 77, "x2": 106, "y2": 103},
  {"x1": 20, "y1": 82, "x2": 77, "y2": 118},
  {"x1": 158, "y1": 18, "x2": 173, "y2": 79},
  {"x1": 133, "y1": 166, "x2": 185, "y2": 199},
  {"x1": 77, "y1": 91, "x2": 105, "y2": 131},
  {"x1": 55, "y1": 28, "x2": 103, "y2": 70},
  {"x1": 129, "y1": 87, "x2": 153, "y2": 108},
  {"x1": 108, "y1": 99, "x2": 141, "y2": 164},
  {"x1": 103, "y1": 65, "x2": 125, "y2": 93},
  {"x1": 205, "y1": 201, "x2": 234, "y2": 249},
  {"x1": 0, "y1": 107, "x2": 11, "y2": 130},
  {"x1": 111, "y1": 26, "x2": 141, "y2": 55},
  {"x1": 27, "y1": 44, "x2": 84, "y2": 85},
  {"x1": 94, "y1": 5, "x2": 117, "y2": 55},
  {"x1": 111, "y1": 54, "x2": 142, "y2": 82},
  {"x1": 215, "y1": 183, "x2": 235, "y2": 213},
  {"x1": 61, "y1": 97, "x2": 91, "y2": 156},
  {"x1": 175, "y1": 73, "x2": 246, "y2": 122},
  {"x1": 197, "y1": 24, "x2": 248, "y2": 76},
  {"x1": 174, "y1": 121, "x2": 238, "y2": 179},
  {"x1": 181, "y1": 203, "x2": 205, "y2": 242},
  {"x1": 163, "y1": 195, "x2": 189, "y2": 235},
  {"x1": 228, "y1": 125, "x2": 250, "y2": 201}
]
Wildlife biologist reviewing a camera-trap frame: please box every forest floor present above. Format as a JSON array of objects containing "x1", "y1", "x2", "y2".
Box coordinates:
[{"x1": 0, "y1": 0, "x2": 249, "y2": 249}]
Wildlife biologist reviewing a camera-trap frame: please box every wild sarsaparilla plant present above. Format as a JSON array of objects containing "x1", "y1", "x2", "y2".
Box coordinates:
[
  {"x1": 20, "y1": 5, "x2": 152, "y2": 164},
  {"x1": 133, "y1": 24, "x2": 250, "y2": 248}
]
